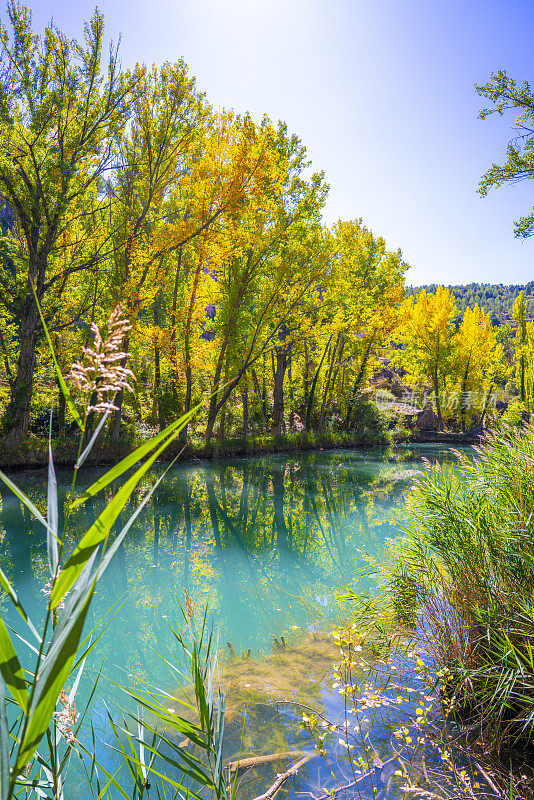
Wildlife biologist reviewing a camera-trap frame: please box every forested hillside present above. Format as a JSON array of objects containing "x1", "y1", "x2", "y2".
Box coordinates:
[{"x1": 407, "y1": 282, "x2": 534, "y2": 324}]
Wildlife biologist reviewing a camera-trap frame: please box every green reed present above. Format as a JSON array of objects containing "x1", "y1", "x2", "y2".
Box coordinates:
[
  {"x1": 388, "y1": 426, "x2": 534, "y2": 754},
  {"x1": 0, "y1": 296, "x2": 236, "y2": 800}
]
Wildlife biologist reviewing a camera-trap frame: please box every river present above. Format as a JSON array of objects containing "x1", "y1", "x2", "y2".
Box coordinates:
[{"x1": 0, "y1": 444, "x2": 469, "y2": 799}]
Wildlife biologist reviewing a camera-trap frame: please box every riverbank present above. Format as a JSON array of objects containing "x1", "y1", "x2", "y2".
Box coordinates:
[{"x1": 0, "y1": 428, "x2": 482, "y2": 470}]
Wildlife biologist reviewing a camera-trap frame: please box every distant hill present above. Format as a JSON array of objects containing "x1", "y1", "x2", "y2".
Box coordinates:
[{"x1": 406, "y1": 282, "x2": 534, "y2": 326}]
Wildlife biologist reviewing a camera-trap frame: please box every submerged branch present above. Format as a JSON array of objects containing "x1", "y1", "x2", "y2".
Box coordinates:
[
  {"x1": 227, "y1": 750, "x2": 310, "y2": 773},
  {"x1": 249, "y1": 754, "x2": 312, "y2": 800}
]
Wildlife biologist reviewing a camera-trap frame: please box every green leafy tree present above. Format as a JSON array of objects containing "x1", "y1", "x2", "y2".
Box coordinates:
[
  {"x1": 0, "y1": 4, "x2": 133, "y2": 445},
  {"x1": 512, "y1": 290, "x2": 529, "y2": 403},
  {"x1": 477, "y1": 70, "x2": 534, "y2": 238}
]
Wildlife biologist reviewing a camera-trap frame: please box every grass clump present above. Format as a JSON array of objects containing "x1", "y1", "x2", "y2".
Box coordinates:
[{"x1": 387, "y1": 425, "x2": 534, "y2": 756}]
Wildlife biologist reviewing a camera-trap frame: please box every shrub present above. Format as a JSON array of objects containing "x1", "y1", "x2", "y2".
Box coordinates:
[
  {"x1": 387, "y1": 426, "x2": 534, "y2": 753},
  {"x1": 500, "y1": 399, "x2": 527, "y2": 428}
]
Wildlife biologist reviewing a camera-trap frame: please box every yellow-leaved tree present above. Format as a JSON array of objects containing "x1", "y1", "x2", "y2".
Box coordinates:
[
  {"x1": 393, "y1": 286, "x2": 458, "y2": 429},
  {"x1": 452, "y1": 304, "x2": 506, "y2": 429},
  {"x1": 309, "y1": 220, "x2": 405, "y2": 431}
]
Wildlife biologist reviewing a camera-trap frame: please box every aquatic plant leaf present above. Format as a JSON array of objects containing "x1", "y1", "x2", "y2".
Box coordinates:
[
  {"x1": 213, "y1": 688, "x2": 226, "y2": 792},
  {"x1": 69, "y1": 405, "x2": 199, "y2": 512},
  {"x1": 0, "y1": 470, "x2": 51, "y2": 534},
  {"x1": 47, "y1": 424, "x2": 59, "y2": 576},
  {"x1": 116, "y1": 686, "x2": 207, "y2": 749},
  {"x1": 107, "y1": 712, "x2": 210, "y2": 799},
  {"x1": 0, "y1": 680, "x2": 10, "y2": 800},
  {"x1": 126, "y1": 736, "x2": 216, "y2": 797},
  {"x1": 92, "y1": 465, "x2": 171, "y2": 586},
  {"x1": 0, "y1": 567, "x2": 40, "y2": 643},
  {"x1": 15, "y1": 556, "x2": 96, "y2": 772},
  {"x1": 75, "y1": 745, "x2": 131, "y2": 800},
  {"x1": 128, "y1": 731, "x2": 213, "y2": 791},
  {"x1": 0, "y1": 617, "x2": 28, "y2": 713},
  {"x1": 51, "y1": 423, "x2": 187, "y2": 609},
  {"x1": 9, "y1": 627, "x2": 40, "y2": 657},
  {"x1": 137, "y1": 719, "x2": 146, "y2": 783},
  {"x1": 106, "y1": 713, "x2": 145, "y2": 792}
]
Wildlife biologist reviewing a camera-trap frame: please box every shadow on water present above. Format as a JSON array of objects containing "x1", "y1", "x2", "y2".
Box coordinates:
[{"x1": 0, "y1": 445, "x2": 470, "y2": 798}]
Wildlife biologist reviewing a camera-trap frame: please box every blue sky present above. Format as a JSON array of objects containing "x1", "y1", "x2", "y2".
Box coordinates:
[{"x1": 15, "y1": 0, "x2": 534, "y2": 285}]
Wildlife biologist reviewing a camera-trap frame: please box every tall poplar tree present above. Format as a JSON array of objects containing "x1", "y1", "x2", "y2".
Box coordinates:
[
  {"x1": 393, "y1": 286, "x2": 458, "y2": 429},
  {"x1": 0, "y1": 4, "x2": 133, "y2": 444}
]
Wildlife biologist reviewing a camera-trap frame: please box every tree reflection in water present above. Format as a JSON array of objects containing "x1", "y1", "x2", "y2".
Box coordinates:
[{"x1": 0, "y1": 447, "x2": 459, "y2": 727}]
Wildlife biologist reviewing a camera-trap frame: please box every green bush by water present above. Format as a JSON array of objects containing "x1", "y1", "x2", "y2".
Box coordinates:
[{"x1": 388, "y1": 425, "x2": 534, "y2": 754}]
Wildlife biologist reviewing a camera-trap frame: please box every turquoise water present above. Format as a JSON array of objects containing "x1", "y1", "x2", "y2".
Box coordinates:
[{"x1": 0, "y1": 444, "x2": 468, "y2": 798}]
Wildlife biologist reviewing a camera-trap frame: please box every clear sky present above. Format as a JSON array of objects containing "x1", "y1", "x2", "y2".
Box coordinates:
[{"x1": 13, "y1": 0, "x2": 534, "y2": 285}]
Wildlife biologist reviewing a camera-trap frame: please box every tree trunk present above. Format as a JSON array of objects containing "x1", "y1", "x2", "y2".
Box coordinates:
[
  {"x1": 288, "y1": 353, "x2": 295, "y2": 430},
  {"x1": 319, "y1": 333, "x2": 340, "y2": 430},
  {"x1": 170, "y1": 248, "x2": 182, "y2": 384},
  {"x1": 303, "y1": 339, "x2": 310, "y2": 408},
  {"x1": 218, "y1": 406, "x2": 227, "y2": 442},
  {"x1": 205, "y1": 250, "x2": 253, "y2": 444},
  {"x1": 479, "y1": 383, "x2": 491, "y2": 429},
  {"x1": 110, "y1": 336, "x2": 130, "y2": 445},
  {"x1": 432, "y1": 364, "x2": 443, "y2": 430},
  {"x1": 251, "y1": 368, "x2": 268, "y2": 430},
  {"x1": 322, "y1": 338, "x2": 345, "y2": 428},
  {"x1": 242, "y1": 385, "x2": 249, "y2": 437},
  {"x1": 0, "y1": 328, "x2": 14, "y2": 391},
  {"x1": 3, "y1": 297, "x2": 39, "y2": 446},
  {"x1": 272, "y1": 346, "x2": 289, "y2": 436},
  {"x1": 205, "y1": 352, "x2": 227, "y2": 445},
  {"x1": 152, "y1": 293, "x2": 162, "y2": 427},
  {"x1": 206, "y1": 356, "x2": 230, "y2": 444},
  {"x1": 261, "y1": 357, "x2": 269, "y2": 428},
  {"x1": 153, "y1": 345, "x2": 161, "y2": 426},
  {"x1": 205, "y1": 401, "x2": 217, "y2": 444},
  {"x1": 459, "y1": 353, "x2": 471, "y2": 433},
  {"x1": 182, "y1": 350, "x2": 192, "y2": 443},
  {"x1": 182, "y1": 256, "x2": 204, "y2": 442},
  {"x1": 345, "y1": 333, "x2": 375, "y2": 430},
  {"x1": 306, "y1": 335, "x2": 332, "y2": 431}
]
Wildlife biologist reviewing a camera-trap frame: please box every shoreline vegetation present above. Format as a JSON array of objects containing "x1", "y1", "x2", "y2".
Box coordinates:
[
  {"x1": 385, "y1": 423, "x2": 534, "y2": 796},
  {"x1": 0, "y1": 428, "x2": 482, "y2": 470}
]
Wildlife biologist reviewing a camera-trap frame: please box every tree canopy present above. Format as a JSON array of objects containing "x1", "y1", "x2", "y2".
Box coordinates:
[{"x1": 0, "y1": 6, "x2": 529, "y2": 449}]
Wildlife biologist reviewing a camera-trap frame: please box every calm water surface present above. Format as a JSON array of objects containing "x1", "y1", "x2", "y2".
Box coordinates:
[{"x1": 0, "y1": 444, "x2": 466, "y2": 798}]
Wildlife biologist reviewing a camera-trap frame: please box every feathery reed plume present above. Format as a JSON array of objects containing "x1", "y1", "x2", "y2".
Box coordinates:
[
  {"x1": 69, "y1": 304, "x2": 135, "y2": 413},
  {"x1": 41, "y1": 573, "x2": 67, "y2": 609},
  {"x1": 53, "y1": 690, "x2": 78, "y2": 744}
]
